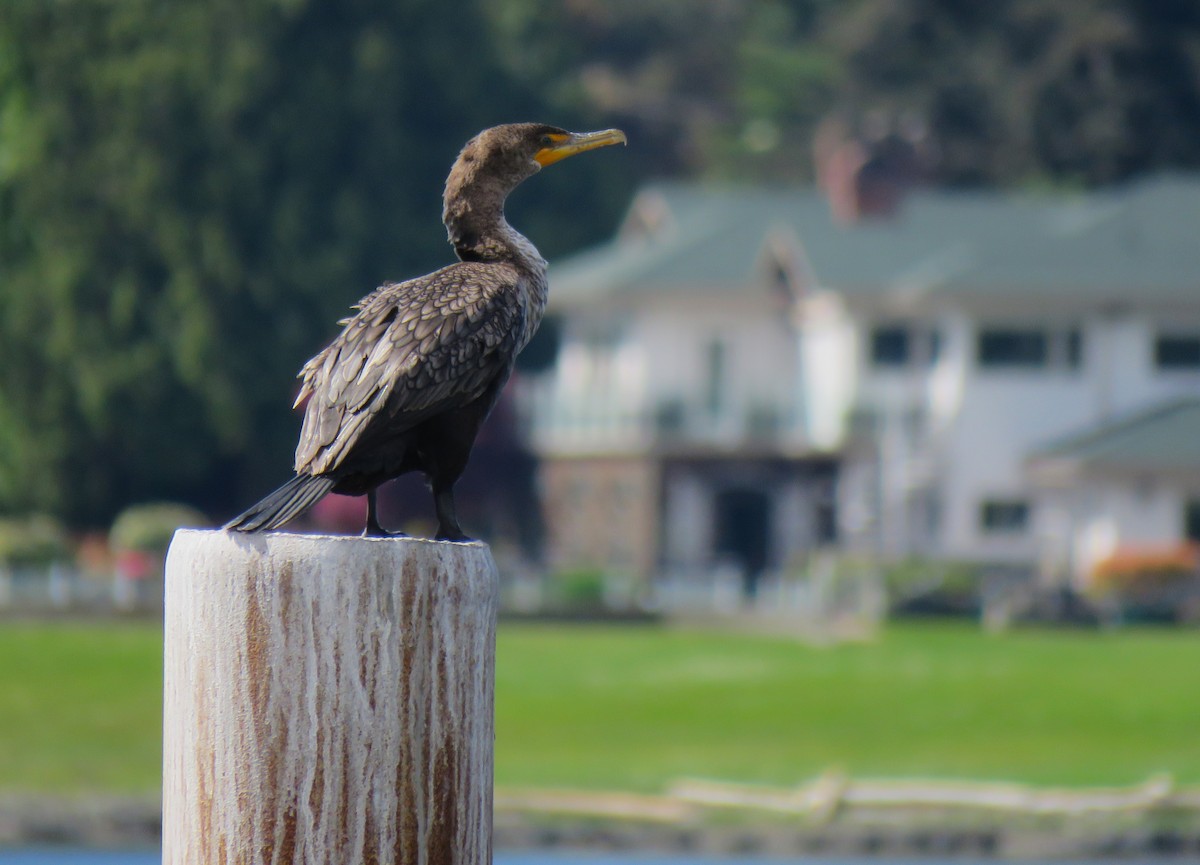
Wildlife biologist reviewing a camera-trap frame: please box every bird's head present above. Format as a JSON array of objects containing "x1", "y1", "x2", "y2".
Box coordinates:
[
  {"x1": 443, "y1": 123, "x2": 626, "y2": 261},
  {"x1": 457, "y1": 123, "x2": 627, "y2": 184},
  {"x1": 446, "y1": 123, "x2": 626, "y2": 210}
]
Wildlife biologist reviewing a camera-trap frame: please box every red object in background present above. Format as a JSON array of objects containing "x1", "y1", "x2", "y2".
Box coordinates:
[
  {"x1": 1090, "y1": 543, "x2": 1200, "y2": 590},
  {"x1": 116, "y1": 549, "x2": 153, "y2": 581},
  {"x1": 75, "y1": 533, "x2": 113, "y2": 576},
  {"x1": 311, "y1": 493, "x2": 368, "y2": 533}
]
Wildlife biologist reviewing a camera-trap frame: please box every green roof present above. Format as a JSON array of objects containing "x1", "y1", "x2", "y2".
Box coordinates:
[
  {"x1": 550, "y1": 174, "x2": 1200, "y2": 308},
  {"x1": 1030, "y1": 398, "x2": 1200, "y2": 475}
]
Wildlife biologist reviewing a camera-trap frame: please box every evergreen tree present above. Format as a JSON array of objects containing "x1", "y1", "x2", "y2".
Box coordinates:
[{"x1": 0, "y1": 0, "x2": 625, "y2": 527}]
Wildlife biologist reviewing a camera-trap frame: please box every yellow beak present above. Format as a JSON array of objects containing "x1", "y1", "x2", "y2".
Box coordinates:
[{"x1": 534, "y1": 128, "x2": 627, "y2": 167}]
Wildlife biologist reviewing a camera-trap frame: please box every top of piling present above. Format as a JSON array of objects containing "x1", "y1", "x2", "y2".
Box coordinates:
[{"x1": 173, "y1": 527, "x2": 490, "y2": 550}]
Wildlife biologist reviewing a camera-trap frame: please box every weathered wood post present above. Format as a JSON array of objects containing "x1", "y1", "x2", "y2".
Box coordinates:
[{"x1": 162, "y1": 529, "x2": 497, "y2": 865}]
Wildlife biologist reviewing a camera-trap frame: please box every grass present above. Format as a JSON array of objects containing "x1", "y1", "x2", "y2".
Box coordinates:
[
  {"x1": 494, "y1": 623, "x2": 1200, "y2": 791},
  {"x1": 0, "y1": 620, "x2": 163, "y2": 794},
  {"x1": 1, "y1": 620, "x2": 1199, "y2": 795}
]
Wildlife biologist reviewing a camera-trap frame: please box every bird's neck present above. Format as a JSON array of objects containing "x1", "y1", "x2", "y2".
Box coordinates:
[
  {"x1": 443, "y1": 174, "x2": 547, "y2": 277},
  {"x1": 457, "y1": 216, "x2": 548, "y2": 277}
]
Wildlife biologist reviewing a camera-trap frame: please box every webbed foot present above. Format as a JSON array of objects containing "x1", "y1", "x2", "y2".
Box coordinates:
[
  {"x1": 362, "y1": 524, "x2": 410, "y2": 538},
  {"x1": 435, "y1": 524, "x2": 474, "y2": 543}
]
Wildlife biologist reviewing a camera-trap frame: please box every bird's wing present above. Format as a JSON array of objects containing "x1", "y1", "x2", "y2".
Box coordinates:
[{"x1": 293, "y1": 262, "x2": 525, "y2": 476}]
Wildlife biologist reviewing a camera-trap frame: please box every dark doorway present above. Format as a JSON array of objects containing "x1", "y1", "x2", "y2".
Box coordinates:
[
  {"x1": 1186, "y1": 499, "x2": 1200, "y2": 543},
  {"x1": 714, "y1": 489, "x2": 772, "y2": 598}
]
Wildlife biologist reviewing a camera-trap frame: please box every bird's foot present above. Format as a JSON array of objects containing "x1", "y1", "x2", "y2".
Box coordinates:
[
  {"x1": 435, "y1": 524, "x2": 474, "y2": 543},
  {"x1": 362, "y1": 522, "x2": 409, "y2": 539}
]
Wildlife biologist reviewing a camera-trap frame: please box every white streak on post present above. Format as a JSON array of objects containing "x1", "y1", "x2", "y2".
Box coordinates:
[{"x1": 162, "y1": 529, "x2": 497, "y2": 865}]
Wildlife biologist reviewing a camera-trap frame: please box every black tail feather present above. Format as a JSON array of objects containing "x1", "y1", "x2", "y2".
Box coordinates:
[{"x1": 224, "y1": 474, "x2": 337, "y2": 532}]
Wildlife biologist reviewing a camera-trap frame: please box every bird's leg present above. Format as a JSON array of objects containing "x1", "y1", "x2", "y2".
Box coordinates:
[
  {"x1": 432, "y1": 482, "x2": 471, "y2": 542},
  {"x1": 363, "y1": 489, "x2": 390, "y2": 537},
  {"x1": 362, "y1": 489, "x2": 409, "y2": 538}
]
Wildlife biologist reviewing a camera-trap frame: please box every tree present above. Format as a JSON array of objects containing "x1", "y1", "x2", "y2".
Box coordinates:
[
  {"x1": 492, "y1": 0, "x2": 1200, "y2": 187},
  {"x1": 824, "y1": 0, "x2": 1200, "y2": 186},
  {"x1": 0, "y1": 0, "x2": 628, "y2": 527}
]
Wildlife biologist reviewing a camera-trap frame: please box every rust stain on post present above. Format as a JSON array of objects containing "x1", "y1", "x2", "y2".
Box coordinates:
[{"x1": 163, "y1": 529, "x2": 498, "y2": 865}]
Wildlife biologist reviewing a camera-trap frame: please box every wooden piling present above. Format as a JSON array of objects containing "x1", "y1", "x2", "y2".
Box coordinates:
[{"x1": 162, "y1": 529, "x2": 497, "y2": 865}]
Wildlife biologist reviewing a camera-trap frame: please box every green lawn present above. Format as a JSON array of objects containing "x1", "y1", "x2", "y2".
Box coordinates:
[
  {"x1": 0, "y1": 620, "x2": 164, "y2": 793},
  {"x1": 1, "y1": 620, "x2": 1198, "y2": 795},
  {"x1": 494, "y1": 623, "x2": 1200, "y2": 791}
]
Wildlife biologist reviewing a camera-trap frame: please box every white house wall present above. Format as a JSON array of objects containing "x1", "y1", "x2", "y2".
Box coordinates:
[
  {"x1": 797, "y1": 291, "x2": 859, "y2": 450},
  {"x1": 1036, "y1": 482, "x2": 1187, "y2": 585},
  {"x1": 799, "y1": 299, "x2": 1200, "y2": 565},
  {"x1": 1095, "y1": 311, "x2": 1200, "y2": 414},
  {"x1": 533, "y1": 293, "x2": 802, "y2": 454},
  {"x1": 662, "y1": 471, "x2": 711, "y2": 568},
  {"x1": 635, "y1": 298, "x2": 800, "y2": 443},
  {"x1": 942, "y1": 370, "x2": 1097, "y2": 561},
  {"x1": 924, "y1": 310, "x2": 1200, "y2": 562}
]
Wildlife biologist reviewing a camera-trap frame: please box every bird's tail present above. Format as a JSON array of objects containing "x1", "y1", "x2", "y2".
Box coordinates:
[{"x1": 224, "y1": 474, "x2": 336, "y2": 533}]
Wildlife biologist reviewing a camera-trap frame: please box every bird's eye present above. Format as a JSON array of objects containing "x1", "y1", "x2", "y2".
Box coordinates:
[{"x1": 539, "y1": 135, "x2": 553, "y2": 147}]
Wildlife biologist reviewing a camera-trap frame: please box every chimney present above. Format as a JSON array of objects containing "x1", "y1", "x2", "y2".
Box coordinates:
[{"x1": 814, "y1": 112, "x2": 929, "y2": 223}]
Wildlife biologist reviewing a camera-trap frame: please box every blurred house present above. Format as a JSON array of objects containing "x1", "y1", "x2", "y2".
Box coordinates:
[
  {"x1": 526, "y1": 172, "x2": 1200, "y2": 594},
  {"x1": 1027, "y1": 398, "x2": 1200, "y2": 587},
  {"x1": 522, "y1": 185, "x2": 837, "y2": 597}
]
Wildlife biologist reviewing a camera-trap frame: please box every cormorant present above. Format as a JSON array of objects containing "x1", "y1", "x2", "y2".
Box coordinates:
[{"x1": 224, "y1": 123, "x2": 626, "y2": 540}]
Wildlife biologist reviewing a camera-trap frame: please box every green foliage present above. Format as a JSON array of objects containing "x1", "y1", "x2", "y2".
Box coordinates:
[
  {"x1": 881, "y1": 558, "x2": 981, "y2": 599},
  {"x1": 0, "y1": 515, "x2": 71, "y2": 567},
  {"x1": 1087, "y1": 548, "x2": 1200, "y2": 622},
  {"x1": 3, "y1": 0, "x2": 1200, "y2": 530},
  {"x1": 549, "y1": 567, "x2": 608, "y2": 610},
  {"x1": 0, "y1": 0, "x2": 629, "y2": 529},
  {"x1": 820, "y1": 0, "x2": 1200, "y2": 186},
  {"x1": 488, "y1": 0, "x2": 1200, "y2": 186},
  {"x1": 109, "y1": 502, "x2": 209, "y2": 554}
]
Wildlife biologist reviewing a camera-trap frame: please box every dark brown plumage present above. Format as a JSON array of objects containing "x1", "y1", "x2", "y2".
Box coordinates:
[{"x1": 225, "y1": 123, "x2": 626, "y2": 539}]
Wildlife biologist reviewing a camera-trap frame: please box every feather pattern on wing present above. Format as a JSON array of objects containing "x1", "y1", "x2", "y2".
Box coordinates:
[{"x1": 293, "y1": 261, "x2": 526, "y2": 476}]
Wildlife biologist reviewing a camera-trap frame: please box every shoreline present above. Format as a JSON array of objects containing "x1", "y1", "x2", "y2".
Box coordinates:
[{"x1": 3, "y1": 795, "x2": 1200, "y2": 859}]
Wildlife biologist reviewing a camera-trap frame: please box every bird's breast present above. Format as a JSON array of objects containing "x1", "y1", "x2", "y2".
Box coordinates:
[{"x1": 515, "y1": 271, "x2": 549, "y2": 353}]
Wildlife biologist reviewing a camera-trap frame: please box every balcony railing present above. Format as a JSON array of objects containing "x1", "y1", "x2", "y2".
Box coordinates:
[{"x1": 522, "y1": 382, "x2": 806, "y2": 453}]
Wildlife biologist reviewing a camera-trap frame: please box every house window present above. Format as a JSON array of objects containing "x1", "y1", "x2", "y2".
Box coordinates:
[
  {"x1": 980, "y1": 499, "x2": 1030, "y2": 533},
  {"x1": 978, "y1": 329, "x2": 1047, "y2": 368},
  {"x1": 870, "y1": 324, "x2": 941, "y2": 368},
  {"x1": 871, "y1": 326, "x2": 910, "y2": 367},
  {"x1": 923, "y1": 491, "x2": 943, "y2": 539},
  {"x1": 654, "y1": 400, "x2": 685, "y2": 435},
  {"x1": 815, "y1": 498, "x2": 838, "y2": 545},
  {"x1": 746, "y1": 404, "x2": 782, "y2": 437},
  {"x1": 768, "y1": 261, "x2": 796, "y2": 314},
  {"x1": 1065, "y1": 328, "x2": 1083, "y2": 369},
  {"x1": 704, "y1": 340, "x2": 726, "y2": 416},
  {"x1": 1186, "y1": 500, "x2": 1200, "y2": 543},
  {"x1": 1155, "y1": 333, "x2": 1200, "y2": 370}
]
